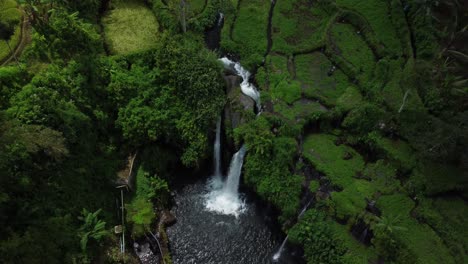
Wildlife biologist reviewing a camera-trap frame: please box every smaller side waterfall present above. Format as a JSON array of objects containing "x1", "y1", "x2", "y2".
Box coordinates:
[
  {"x1": 272, "y1": 236, "x2": 288, "y2": 262},
  {"x1": 273, "y1": 199, "x2": 313, "y2": 261},
  {"x1": 218, "y1": 13, "x2": 224, "y2": 26}
]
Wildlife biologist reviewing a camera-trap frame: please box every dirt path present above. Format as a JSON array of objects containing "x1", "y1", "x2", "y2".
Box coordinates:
[{"x1": 0, "y1": 11, "x2": 31, "y2": 67}]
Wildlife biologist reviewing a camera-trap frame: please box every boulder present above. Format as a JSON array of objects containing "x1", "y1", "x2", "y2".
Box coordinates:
[{"x1": 223, "y1": 75, "x2": 255, "y2": 131}]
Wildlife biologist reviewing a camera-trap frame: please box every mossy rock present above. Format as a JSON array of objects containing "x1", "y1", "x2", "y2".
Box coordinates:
[{"x1": 303, "y1": 133, "x2": 365, "y2": 189}]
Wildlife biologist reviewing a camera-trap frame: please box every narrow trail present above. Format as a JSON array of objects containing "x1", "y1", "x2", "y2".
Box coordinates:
[{"x1": 0, "y1": 12, "x2": 31, "y2": 67}]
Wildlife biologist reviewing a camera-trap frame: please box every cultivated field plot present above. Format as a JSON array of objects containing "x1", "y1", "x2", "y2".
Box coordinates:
[{"x1": 102, "y1": 0, "x2": 159, "y2": 55}]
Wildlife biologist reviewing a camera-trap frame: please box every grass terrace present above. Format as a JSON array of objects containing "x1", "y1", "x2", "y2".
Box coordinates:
[{"x1": 102, "y1": 0, "x2": 159, "y2": 55}]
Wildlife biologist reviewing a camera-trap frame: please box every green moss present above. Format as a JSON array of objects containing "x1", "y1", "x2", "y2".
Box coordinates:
[
  {"x1": 188, "y1": 0, "x2": 208, "y2": 15},
  {"x1": 102, "y1": 0, "x2": 159, "y2": 55},
  {"x1": 330, "y1": 179, "x2": 374, "y2": 221},
  {"x1": 363, "y1": 160, "x2": 400, "y2": 195},
  {"x1": 411, "y1": 163, "x2": 466, "y2": 196},
  {"x1": 335, "y1": 0, "x2": 402, "y2": 56},
  {"x1": 415, "y1": 197, "x2": 468, "y2": 263},
  {"x1": 0, "y1": 0, "x2": 22, "y2": 63},
  {"x1": 330, "y1": 23, "x2": 375, "y2": 81},
  {"x1": 372, "y1": 136, "x2": 416, "y2": 171},
  {"x1": 336, "y1": 86, "x2": 362, "y2": 112},
  {"x1": 376, "y1": 194, "x2": 455, "y2": 264},
  {"x1": 221, "y1": 0, "x2": 270, "y2": 69},
  {"x1": 271, "y1": 0, "x2": 335, "y2": 54},
  {"x1": 295, "y1": 52, "x2": 350, "y2": 106},
  {"x1": 330, "y1": 221, "x2": 378, "y2": 263},
  {"x1": 289, "y1": 209, "x2": 348, "y2": 263},
  {"x1": 236, "y1": 117, "x2": 302, "y2": 220},
  {"x1": 303, "y1": 133, "x2": 365, "y2": 189},
  {"x1": 309, "y1": 180, "x2": 320, "y2": 193}
]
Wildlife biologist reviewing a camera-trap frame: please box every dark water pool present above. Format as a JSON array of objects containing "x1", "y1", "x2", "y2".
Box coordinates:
[{"x1": 166, "y1": 177, "x2": 300, "y2": 264}]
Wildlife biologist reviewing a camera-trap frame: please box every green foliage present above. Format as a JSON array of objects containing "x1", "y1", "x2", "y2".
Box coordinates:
[
  {"x1": 78, "y1": 209, "x2": 109, "y2": 256},
  {"x1": 330, "y1": 23, "x2": 375, "y2": 82},
  {"x1": 235, "y1": 115, "x2": 302, "y2": 220},
  {"x1": 295, "y1": 52, "x2": 350, "y2": 106},
  {"x1": 362, "y1": 160, "x2": 400, "y2": 194},
  {"x1": 117, "y1": 35, "x2": 225, "y2": 166},
  {"x1": 376, "y1": 194, "x2": 455, "y2": 264},
  {"x1": 0, "y1": 65, "x2": 29, "y2": 108},
  {"x1": 303, "y1": 133, "x2": 365, "y2": 189},
  {"x1": 309, "y1": 180, "x2": 320, "y2": 193},
  {"x1": 27, "y1": 9, "x2": 102, "y2": 61},
  {"x1": 342, "y1": 103, "x2": 386, "y2": 134},
  {"x1": 370, "y1": 135, "x2": 416, "y2": 171},
  {"x1": 336, "y1": 86, "x2": 362, "y2": 112},
  {"x1": 220, "y1": 0, "x2": 270, "y2": 69},
  {"x1": 335, "y1": 0, "x2": 402, "y2": 56},
  {"x1": 289, "y1": 209, "x2": 347, "y2": 264},
  {"x1": 271, "y1": 0, "x2": 335, "y2": 54},
  {"x1": 329, "y1": 180, "x2": 374, "y2": 222},
  {"x1": 126, "y1": 166, "x2": 157, "y2": 237},
  {"x1": 415, "y1": 197, "x2": 468, "y2": 263},
  {"x1": 103, "y1": 0, "x2": 159, "y2": 55}
]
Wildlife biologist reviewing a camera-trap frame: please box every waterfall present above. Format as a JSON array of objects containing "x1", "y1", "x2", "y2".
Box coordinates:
[
  {"x1": 298, "y1": 199, "x2": 313, "y2": 219},
  {"x1": 272, "y1": 236, "x2": 288, "y2": 262},
  {"x1": 205, "y1": 145, "x2": 247, "y2": 217},
  {"x1": 218, "y1": 13, "x2": 224, "y2": 26},
  {"x1": 204, "y1": 58, "x2": 263, "y2": 217},
  {"x1": 223, "y1": 145, "x2": 246, "y2": 195},
  {"x1": 214, "y1": 117, "x2": 222, "y2": 177},
  {"x1": 220, "y1": 57, "x2": 261, "y2": 109},
  {"x1": 398, "y1": 89, "x2": 410, "y2": 113},
  {"x1": 273, "y1": 199, "x2": 313, "y2": 261}
]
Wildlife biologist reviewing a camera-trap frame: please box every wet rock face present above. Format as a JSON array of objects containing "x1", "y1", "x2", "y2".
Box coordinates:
[{"x1": 223, "y1": 75, "x2": 255, "y2": 131}]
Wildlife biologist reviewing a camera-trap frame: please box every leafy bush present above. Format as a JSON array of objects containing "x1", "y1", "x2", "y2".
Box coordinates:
[{"x1": 289, "y1": 209, "x2": 347, "y2": 264}]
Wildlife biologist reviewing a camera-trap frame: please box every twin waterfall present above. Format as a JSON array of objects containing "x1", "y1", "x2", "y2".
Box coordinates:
[{"x1": 204, "y1": 58, "x2": 260, "y2": 217}]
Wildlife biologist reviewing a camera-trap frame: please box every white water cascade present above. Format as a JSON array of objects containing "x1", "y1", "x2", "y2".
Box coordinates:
[
  {"x1": 205, "y1": 58, "x2": 263, "y2": 217},
  {"x1": 220, "y1": 57, "x2": 261, "y2": 109},
  {"x1": 272, "y1": 236, "x2": 288, "y2": 262},
  {"x1": 273, "y1": 199, "x2": 313, "y2": 261},
  {"x1": 205, "y1": 145, "x2": 247, "y2": 217}
]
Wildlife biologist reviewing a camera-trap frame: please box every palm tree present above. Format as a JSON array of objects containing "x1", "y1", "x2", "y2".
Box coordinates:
[
  {"x1": 78, "y1": 209, "x2": 109, "y2": 260},
  {"x1": 375, "y1": 214, "x2": 408, "y2": 234}
]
